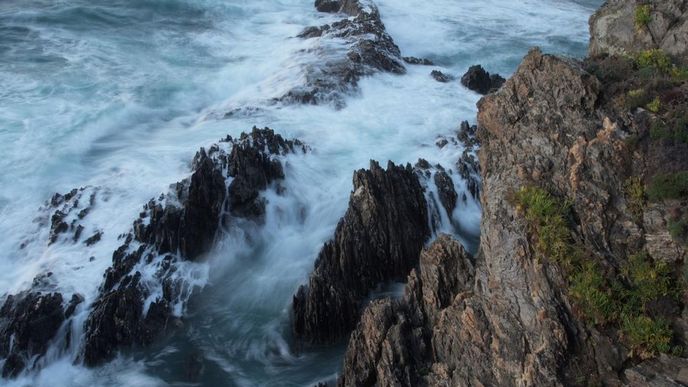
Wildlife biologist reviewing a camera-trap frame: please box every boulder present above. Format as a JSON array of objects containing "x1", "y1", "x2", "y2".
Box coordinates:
[{"x1": 460, "y1": 65, "x2": 506, "y2": 95}]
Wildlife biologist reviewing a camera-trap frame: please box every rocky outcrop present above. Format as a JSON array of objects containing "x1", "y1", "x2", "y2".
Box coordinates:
[
  {"x1": 41, "y1": 186, "x2": 101, "y2": 246},
  {"x1": 337, "y1": 46, "x2": 688, "y2": 385},
  {"x1": 589, "y1": 0, "x2": 688, "y2": 64},
  {"x1": 460, "y1": 65, "x2": 506, "y2": 95},
  {"x1": 292, "y1": 160, "x2": 430, "y2": 344},
  {"x1": 82, "y1": 128, "x2": 305, "y2": 366},
  {"x1": 430, "y1": 70, "x2": 452, "y2": 83},
  {"x1": 338, "y1": 235, "x2": 474, "y2": 387},
  {"x1": 287, "y1": 0, "x2": 405, "y2": 107},
  {"x1": 0, "y1": 291, "x2": 82, "y2": 378}
]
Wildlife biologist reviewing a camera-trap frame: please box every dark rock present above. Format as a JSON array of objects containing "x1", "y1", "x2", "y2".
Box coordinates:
[
  {"x1": 292, "y1": 160, "x2": 430, "y2": 344},
  {"x1": 460, "y1": 65, "x2": 505, "y2": 95},
  {"x1": 287, "y1": 0, "x2": 405, "y2": 107},
  {"x1": 430, "y1": 70, "x2": 452, "y2": 83},
  {"x1": 433, "y1": 170, "x2": 457, "y2": 215},
  {"x1": 84, "y1": 231, "x2": 102, "y2": 246},
  {"x1": 44, "y1": 187, "x2": 99, "y2": 245},
  {"x1": 403, "y1": 56, "x2": 434, "y2": 66},
  {"x1": 0, "y1": 292, "x2": 66, "y2": 377},
  {"x1": 82, "y1": 128, "x2": 305, "y2": 367}
]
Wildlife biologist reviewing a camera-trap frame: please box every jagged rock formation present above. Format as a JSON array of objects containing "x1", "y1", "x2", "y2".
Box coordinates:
[
  {"x1": 81, "y1": 128, "x2": 306, "y2": 366},
  {"x1": 338, "y1": 235, "x2": 474, "y2": 386},
  {"x1": 292, "y1": 160, "x2": 430, "y2": 344},
  {"x1": 335, "y1": 37, "x2": 688, "y2": 385},
  {"x1": 589, "y1": 0, "x2": 688, "y2": 64},
  {"x1": 41, "y1": 186, "x2": 102, "y2": 246},
  {"x1": 0, "y1": 291, "x2": 82, "y2": 377},
  {"x1": 287, "y1": 0, "x2": 405, "y2": 107},
  {"x1": 460, "y1": 65, "x2": 506, "y2": 95}
]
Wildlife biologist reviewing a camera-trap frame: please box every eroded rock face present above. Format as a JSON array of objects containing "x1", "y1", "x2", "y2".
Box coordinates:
[
  {"x1": 287, "y1": 0, "x2": 405, "y2": 107},
  {"x1": 337, "y1": 47, "x2": 688, "y2": 386},
  {"x1": 82, "y1": 128, "x2": 305, "y2": 366},
  {"x1": 460, "y1": 65, "x2": 506, "y2": 95},
  {"x1": 292, "y1": 160, "x2": 430, "y2": 344},
  {"x1": 589, "y1": 0, "x2": 688, "y2": 64},
  {"x1": 338, "y1": 235, "x2": 475, "y2": 387}
]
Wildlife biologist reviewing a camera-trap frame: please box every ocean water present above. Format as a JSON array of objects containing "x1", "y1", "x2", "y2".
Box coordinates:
[{"x1": 0, "y1": 0, "x2": 600, "y2": 385}]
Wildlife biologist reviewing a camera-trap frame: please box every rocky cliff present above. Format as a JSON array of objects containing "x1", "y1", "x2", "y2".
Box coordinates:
[{"x1": 335, "y1": 2, "x2": 688, "y2": 386}]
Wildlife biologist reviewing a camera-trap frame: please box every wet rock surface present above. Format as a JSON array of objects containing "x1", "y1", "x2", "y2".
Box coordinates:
[
  {"x1": 292, "y1": 160, "x2": 430, "y2": 344},
  {"x1": 403, "y1": 56, "x2": 434, "y2": 66},
  {"x1": 82, "y1": 128, "x2": 305, "y2": 366},
  {"x1": 460, "y1": 64, "x2": 506, "y2": 95},
  {"x1": 287, "y1": 0, "x2": 405, "y2": 107},
  {"x1": 41, "y1": 187, "x2": 101, "y2": 246},
  {"x1": 0, "y1": 291, "x2": 83, "y2": 377},
  {"x1": 430, "y1": 70, "x2": 452, "y2": 83}
]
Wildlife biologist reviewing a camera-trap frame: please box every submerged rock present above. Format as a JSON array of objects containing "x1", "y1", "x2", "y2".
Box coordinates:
[
  {"x1": 403, "y1": 56, "x2": 434, "y2": 66},
  {"x1": 43, "y1": 187, "x2": 100, "y2": 246},
  {"x1": 82, "y1": 128, "x2": 305, "y2": 366},
  {"x1": 460, "y1": 64, "x2": 505, "y2": 95},
  {"x1": 430, "y1": 70, "x2": 453, "y2": 83},
  {"x1": 292, "y1": 160, "x2": 430, "y2": 344}
]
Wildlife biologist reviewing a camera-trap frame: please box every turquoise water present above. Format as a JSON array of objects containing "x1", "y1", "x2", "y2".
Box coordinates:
[{"x1": 0, "y1": 0, "x2": 601, "y2": 385}]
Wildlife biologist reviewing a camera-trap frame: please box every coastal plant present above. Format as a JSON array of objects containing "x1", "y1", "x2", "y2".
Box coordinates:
[
  {"x1": 624, "y1": 177, "x2": 645, "y2": 221},
  {"x1": 634, "y1": 4, "x2": 652, "y2": 30},
  {"x1": 646, "y1": 171, "x2": 688, "y2": 201},
  {"x1": 621, "y1": 315, "x2": 672, "y2": 358},
  {"x1": 668, "y1": 217, "x2": 688, "y2": 245},
  {"x1": 625, "y1": 88, "x2": 649, "y2": 109},
  {"x1": 514, "y1": 186, "x2": 572, "y2": 266},
  {"x1": 515, "y1": 185, "x2": 683, "y2": 358},
  {"x1": 646, "y1": 96, "x2": 661, "y2": 113},
  {"x1": 636, "y1": 49, "x2": 672, "y2": 75}
]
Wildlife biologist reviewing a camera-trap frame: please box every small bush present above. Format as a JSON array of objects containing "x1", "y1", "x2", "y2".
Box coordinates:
[
  {"x1": 626, "y1": 88, "x2": 651, "y2": 110},
  {"x1": 621, "y1": 315, "x2": 672, "y2": 358},
  {"x1": 646, "y1": 96, "x2": 661, "y2": 113},
  {"x1": 624, "y1": 177, "x2": 645, "y2": 221},
  {"x1": 635, "y1": 5, "x2": 652, "y2": 30},
  {"x1": 622, "y1": 252, "x2": 677, "y2": 310},
  {"x1": 636, "y1": 49, "x2": 673, "y2": 74},
  {"x1": 571, "y1": 260, "x2": 620, "y2": 324},
  {"x1": 672, "y1": 66, "x2": 688, "y2": 82},
  {"x1": 514, "y1": 186, "x2": 572, "y2": 265},
  {"x1": 668, "y1": 217, "x2": 688, "y2": 245},
  {"x1": 647, "y1": 171, "x2": 688, "y2": 201}
]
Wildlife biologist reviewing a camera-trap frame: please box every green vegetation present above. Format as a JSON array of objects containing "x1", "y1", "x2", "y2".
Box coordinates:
[
  {"x1": 625, "y1": 88, "x2": 650, "y2": 110},
  {"x1": 646, "y1": 171, "x2": 688, "y2": 201},
  {"x1": 515, "y1": 186, "x2": 683, "y2": 358},
  {"x1": 636, "y1": 49, "x2": 673, "y2": 75},
  {"x1": 514, "y1": 186, "x2": 572, "y2": 266},
  {"x1": 646, "y1": 96, "x2": 661, "y2": 113},
  {"x1": 634, "y1": 5, "x2": 652, "y2": 30},
  {"x1": 669, "y1": 217, "x2": 688, "y2": 245},
  {"x1": 624, "y1": 177, "x2": 645, "y2": 221},
  {"x1": 621, "y1": 315, "x2": 672, "y2": 357}
]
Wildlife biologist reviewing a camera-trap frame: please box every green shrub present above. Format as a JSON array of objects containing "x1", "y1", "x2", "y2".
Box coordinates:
[
  {"x1": 622, "y1": 252, "x2": 677, "y2": 309},
  {"x1": 646, "y1": 96, "x2": 661, "y2": 113},
  {"x1": 636, "y1": 49, "x2": 673, "y2": 74},
  {"x1": 635, "y1": 5, "x2": 652, "y2": 30},
  {"x1": 672, "y1": 66, "x2": 688, "y2": 81},
  {"x1": 626, "y1": 88, "x2": 650, "y2": 110},
  {"x1": 571, "y1": 260, "x2": 620, "y2": 324},
  {"x1": 621, "y1": 315, "x2": 672, "y2": 358},
  {"x1": 668, "y1": 217, "x2": 688, "y2": 245},
  {"x1": 624, "y1": 177, "x2": 645, "y2": 221},
  {"x1": 647, "y1": 171, "x2": 688, "y2": 201},
  {"x1": 514, "y1": 186, "x2": 572, "y2": 265}
]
